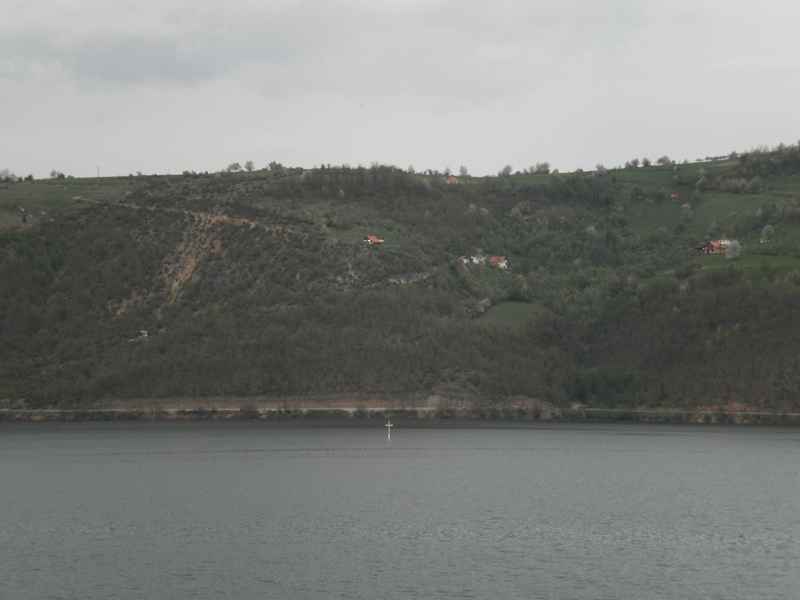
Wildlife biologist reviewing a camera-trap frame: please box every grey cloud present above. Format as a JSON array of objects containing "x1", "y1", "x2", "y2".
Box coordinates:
[
  {"x1": 68, "y1": 37, "x2": 220, "y2": 85},
  {"x1": 3, "y1": 0, "x2": 799, "y2": 179},
  {"x1": 2, "y1": 0, "x2": 649, "y2": 97}
]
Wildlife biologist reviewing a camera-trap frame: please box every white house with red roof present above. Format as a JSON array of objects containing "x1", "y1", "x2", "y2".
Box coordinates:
[{"x1": 460, "y1": 254, "x2": 509, "y2": 269}]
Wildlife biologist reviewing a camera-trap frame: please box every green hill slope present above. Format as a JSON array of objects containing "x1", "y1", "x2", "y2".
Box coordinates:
[{"x1": 2, "y1": 145, "x2": 800, "y2": 415}]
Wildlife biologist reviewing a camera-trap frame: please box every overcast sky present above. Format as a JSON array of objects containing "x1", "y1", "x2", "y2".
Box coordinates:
[{"x1": 2, "y1": 0, "x2": 799, "y2": 178}]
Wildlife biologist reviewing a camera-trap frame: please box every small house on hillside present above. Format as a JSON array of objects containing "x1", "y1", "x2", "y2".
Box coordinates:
[
  {"x1": 696, "y1": 239, "x2": 732, "y2": 254},
  {"x1": 669, "y1": 194, "x2": 680, "y2": 201},
  {"x1": 460, "y1": 254, "x2": 509, "y2": 269},
  {"x1": 364, "y1": 235, "x2": 385, "y2": 244},
  {"x1": 697, "y1": 241, "x2": 724, "y2": 254},
  {"x1": 446, "y1": 176, "x2": 460, "y2": 184},
  {"x1": 490, "y1": 256, "x2": 508, "y2": 269},
  {"x1": 471, "y1": 254, "x2": 486, "y2": 265}
]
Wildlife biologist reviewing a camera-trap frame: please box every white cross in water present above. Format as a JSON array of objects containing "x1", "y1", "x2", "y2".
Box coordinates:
[{"x1": 385, "y1": 419, "x2": 393, "y2": 439}]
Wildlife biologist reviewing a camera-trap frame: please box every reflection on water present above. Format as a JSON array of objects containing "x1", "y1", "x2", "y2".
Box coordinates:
[{"x1": 2, "y1": 421, "x2": 799, "y2": 599}]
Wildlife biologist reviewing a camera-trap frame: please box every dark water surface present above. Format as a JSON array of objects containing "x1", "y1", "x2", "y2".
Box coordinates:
[{"x1": 2, "y1": 420, "x2": 799, "y2": 599}]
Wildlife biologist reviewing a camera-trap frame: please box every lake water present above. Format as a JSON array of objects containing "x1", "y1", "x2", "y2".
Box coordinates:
[{"x1": 1, "y1": 420, "x2": 799, "y2": 599}]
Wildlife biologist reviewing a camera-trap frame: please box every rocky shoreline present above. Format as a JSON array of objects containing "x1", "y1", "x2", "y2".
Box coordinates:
[{"x1": 2, "y1": 405, "x2": 800, "y2": 425}]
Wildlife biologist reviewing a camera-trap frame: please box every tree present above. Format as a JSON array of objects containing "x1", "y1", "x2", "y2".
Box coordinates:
[
  {"x1": 459, "y1": 165, "x2": 469, "y2": 177},
  {"x1": 725, "y1": 240, "x2": 742, "y2": 260},
  {"x1": 651, "y1": 226, "x2": 670, "y2": 246},
  {"x1": 642, "y1": 157, "x2": 652, "y2": 167},
  {"x1": 498, "y1": 165, "x2": 513, "y2": 177},
  {"x1": 226, "y1": 162, "x2": 242, "y2": 172},
  {"x1": 534, "y1": 162, "x2": 550, "y2": 174},
  {"x1": 680, "y1": 203, "x2": 693, "y2": 221},
  {"x1": 244, "y1": 161, "x2": 255, "y2": 172}
]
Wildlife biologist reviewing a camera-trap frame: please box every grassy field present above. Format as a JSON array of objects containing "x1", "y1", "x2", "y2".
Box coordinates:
[
  {"x1": 0, "y1": 176, "x2": 134, "y2": 230},
  {"x1": 610, "y1": 165, "x2": 677, "y2": 186},
  {"x1": 625, "y1": 187, "x2": 795, "y2": 242},
  {"x1": 681, "y1": 192, "x2": 761, "y2": 237},
  {"x1": 624, "y1": 196, "x2": 684, "y2": 237},
  {"x1": 478, "y1": 300, "x2": 542, "y2": 326}
]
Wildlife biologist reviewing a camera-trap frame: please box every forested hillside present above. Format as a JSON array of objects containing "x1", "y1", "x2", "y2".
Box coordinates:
[{"x1": 3, "y1": 144, "x2": 800, "y2": 415}]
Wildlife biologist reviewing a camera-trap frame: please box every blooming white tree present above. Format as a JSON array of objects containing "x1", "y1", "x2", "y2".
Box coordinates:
[{"x1": 725, "y1": 240, "x2": 742, "y2": 260}]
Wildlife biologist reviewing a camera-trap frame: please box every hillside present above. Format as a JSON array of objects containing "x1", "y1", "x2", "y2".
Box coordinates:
[{"x1": 3, "y1": 145, "x2": 800, "y2": 417}]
